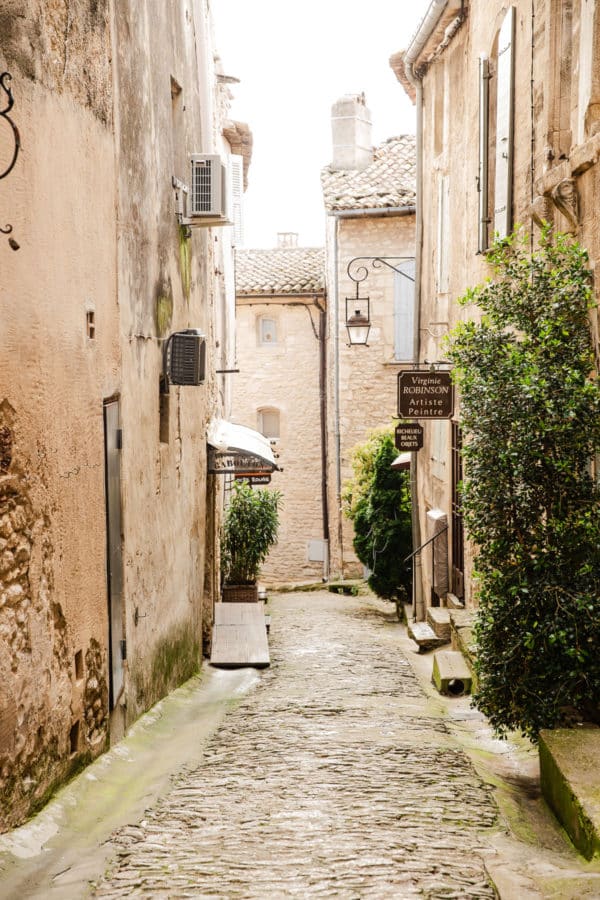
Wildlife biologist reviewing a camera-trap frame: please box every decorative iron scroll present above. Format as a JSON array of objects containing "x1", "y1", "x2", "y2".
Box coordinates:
[
  {"x1": 0, "y1": 71, "x2": 21, "y2": 247},
  {"x1": 346, "y1": 256, "x2": 416, "y2": 287}
]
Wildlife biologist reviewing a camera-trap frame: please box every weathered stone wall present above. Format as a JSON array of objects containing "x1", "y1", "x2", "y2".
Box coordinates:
[
  {"x1": 410, "y1": 0, "x2": 600, "y2": 610},
  {"x1": 0, "y1": 0, "x2": 230, "y2": 827},
  {"x1": 0, "y1": 0, "x2": 116, "y2": 828},
  {"x1": 233, "y1": 298, "x2": 326, "y2": 584},
  {"x1": 325, "y1": 214, "x2": 416, "y2": 578},
  {"x1": 112, "y1": 0, "x2": 227, "y2": 728}
]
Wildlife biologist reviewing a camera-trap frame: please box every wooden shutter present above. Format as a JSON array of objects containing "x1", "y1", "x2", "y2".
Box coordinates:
[
  {"x1": 393, "y1": 259, "x2": 416, "y2": 361},
  {"x1": 494, "y1": 7, "x2": 515, "y2": 239},
  {"x1": 437, "y1": 175, "x2": 450, "y2": 292},
  {"x1": 478, "y1": 54, "x2": 490, "y2": 252},
  {"x1": 230, "y1": 154, "x2": 244, "y2": 246}
]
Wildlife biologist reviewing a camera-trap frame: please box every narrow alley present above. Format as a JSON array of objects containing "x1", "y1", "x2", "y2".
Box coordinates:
[
  {"x1": 3, "y1": 590, "x2": 599, "y2": 899},
  {"x1": 94, "y1": 590, "x2": 498, "y2": 898}
]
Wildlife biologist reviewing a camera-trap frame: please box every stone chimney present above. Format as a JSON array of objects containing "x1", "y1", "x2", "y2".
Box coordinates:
[
  {"x1": 330, "y1": 93, "x2": 373, "y2": 171},
  {"x1": 277, "y1": 232, "x2": 298, "y2": 248}
]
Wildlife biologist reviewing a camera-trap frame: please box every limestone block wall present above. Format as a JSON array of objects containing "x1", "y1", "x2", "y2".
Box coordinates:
[
  {"x1": 0, "y1": 0, "x2": 230, "y2": 829},
  {"x1": 0, "y1": 1, "x2": 117, "y2": 830},
  {"x1": 112, "y1": 0, "x2": 226, "y2": 728},
  {"x1": 326, "y1": 214, "x2": 416, "y2": 578},
  {"x1": 233, "y1": 297, "x2": 326, "y2": 584},
  {"x1": 413, "y1": 0, "x2": 600, "y2": 611}
]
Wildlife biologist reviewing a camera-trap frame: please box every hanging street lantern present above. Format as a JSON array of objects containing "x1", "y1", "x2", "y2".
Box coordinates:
[{"x1": 345, "y1": 290, "x2": 371, "y2": 346}]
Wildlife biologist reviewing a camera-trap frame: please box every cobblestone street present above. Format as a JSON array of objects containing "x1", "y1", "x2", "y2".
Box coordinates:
[{"x1": 94, "y1": 591, "x2": 499, "y2": 898}]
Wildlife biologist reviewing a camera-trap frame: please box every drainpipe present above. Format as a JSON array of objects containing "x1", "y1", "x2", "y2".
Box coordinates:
[
  {"x1": 317, "y1": 299, "x2": 330, "y2": 579},
  {"x1": 331, "y1": 216, "x2": 344, "y2": 578},
  {"x1": 404, "y1": 0, "x2": 451, "y2": 621}
]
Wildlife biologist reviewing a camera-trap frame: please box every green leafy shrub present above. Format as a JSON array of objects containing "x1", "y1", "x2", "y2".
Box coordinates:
[
  {"x1": 447, "y1": 228, "x2": 600, "y2": 739},
  {"x1": 344, "y1": 429, "x2": 412, "y2": 600},
  {"x1": 221, "y1": 482, "x2": 282, "y2": 585}
]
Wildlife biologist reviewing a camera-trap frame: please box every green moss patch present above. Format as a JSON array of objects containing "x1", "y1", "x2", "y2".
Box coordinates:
[
  {"x1": 179, "y1": 226, "x2": 191, "y2": 301},
  {"x1": 132, "y1": 622, "x2": 201, "y2": 711},
  {"x1": 539, "y1": 727, "x2": 600, "y2": 859}
]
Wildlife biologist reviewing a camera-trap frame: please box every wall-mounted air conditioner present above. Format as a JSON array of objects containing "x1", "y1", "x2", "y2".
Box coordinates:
[
  {"x1": 190, "y1": 155, "x2": 226, "y2": 218},
  {"x1": 163, "y1": 329, "x2": 206, "y2": 390},
  {"x1": 173, "y1": 154, "x2": 242, "y2": 231}
]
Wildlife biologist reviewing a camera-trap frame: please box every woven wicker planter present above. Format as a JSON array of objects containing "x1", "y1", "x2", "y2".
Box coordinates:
[{"x1": 222, "y1": 583, "x2": 259, "y2": 603}]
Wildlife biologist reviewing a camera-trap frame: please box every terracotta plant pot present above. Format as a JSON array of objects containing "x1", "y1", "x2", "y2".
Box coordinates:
[{"x1": 222, "y1": 584, "x2": 259, "y2": 603}]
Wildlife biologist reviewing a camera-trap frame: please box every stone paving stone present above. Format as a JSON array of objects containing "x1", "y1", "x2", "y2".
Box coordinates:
[{"x1": 93, "y1": 592, "x2": 498, "y2": 899}]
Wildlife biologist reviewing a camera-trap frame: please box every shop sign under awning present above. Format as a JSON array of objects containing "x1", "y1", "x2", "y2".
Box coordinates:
[{"x1": 207, "y1": 418, "x2": 277, "y2": 475}]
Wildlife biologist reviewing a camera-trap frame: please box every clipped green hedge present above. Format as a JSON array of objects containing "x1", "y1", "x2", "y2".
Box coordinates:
[
  {"x1": 447, "y1": 228, "x2": 600, "y2": 740},
  {"x1": 345, "y1": 429, "x2": 412, "y2": 601}
]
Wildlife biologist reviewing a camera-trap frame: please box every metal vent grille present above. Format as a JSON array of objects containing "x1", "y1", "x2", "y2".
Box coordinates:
[
  {"x1": 166, "y1": 331, "x2": 206, "y2": 385},
  {"x1": 190, "y1": 155, "x2": 223, "y2": 216},
  {"x1": 192, "y1": 161, "x2": 213, "y2": 212}
]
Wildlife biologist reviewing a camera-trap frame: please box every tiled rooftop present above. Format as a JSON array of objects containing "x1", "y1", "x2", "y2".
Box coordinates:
[
  {"x1": 321, "y1": 134, "x2": 416, "y2": 212},
  {"x1": 235, "y1": 247, "x2": 326, "y2": 295}
]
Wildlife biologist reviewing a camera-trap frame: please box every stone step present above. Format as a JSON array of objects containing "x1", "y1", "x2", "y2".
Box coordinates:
[
  {"x1": 432, "y1": 650, "x2": 472, "y2": 696},
  {"x1": 426, "y1": 607, "x2": 452, "y2": 641},
  {"x1": 446, "y1": 592, "x2": 465, "y2": 610},
  {"x1": 449, "y1": 609, "x2": 476, "y2": 655},
  {"x1": 539, "y1": 727, "x2": 600, "y2": 860},
  {"x1": 407, "y1": 621, "x2": 448, "y2": 653}
]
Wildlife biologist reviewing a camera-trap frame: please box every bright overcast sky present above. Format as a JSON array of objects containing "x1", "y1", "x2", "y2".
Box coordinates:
[{"x1": 212, "y1": 0, "x2": 431, "y2": 249}]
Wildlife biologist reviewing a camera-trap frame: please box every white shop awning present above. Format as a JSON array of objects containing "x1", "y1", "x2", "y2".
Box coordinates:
[
  {"x1": 207, "y1": 418, "x2": 276, "y2": 475},
  {"x1": 390, "y1": 452, "x2": 411, "y2": 470}
]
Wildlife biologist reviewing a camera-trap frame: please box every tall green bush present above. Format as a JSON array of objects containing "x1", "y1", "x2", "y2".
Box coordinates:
[
  {"x1": 447, "y1": 228, "x2": 600, "y2": 739},
  {"x1": 344, "y1": 429, "x2": 412, "y2": 600},
  {"x1": 221, "y1": 481, "x2": 282, "y2": 585}
]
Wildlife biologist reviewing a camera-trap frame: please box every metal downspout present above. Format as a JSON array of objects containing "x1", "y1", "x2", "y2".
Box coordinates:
[
  {"x1": 404, "y1": 1, "x2": 451, "y2": 620},
  {"x1": 410, "y1": 78, "x2": 425, "y2": 622},
  {"x1": 318, "y1": 302, "x2": 330, "y2": 579},
  {"x1": 332, "y1": 216, "x2": 344, "y2": 578}
]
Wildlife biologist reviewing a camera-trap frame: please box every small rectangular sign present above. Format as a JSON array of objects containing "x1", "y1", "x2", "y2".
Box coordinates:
[
  {"x1": 395, "y1": 423, "x2": 424, "y2": 451},
  {"x1": 235, "y1": 474, "x2": 272, "y2": 485},
  {"x1": 398, "y1": 371, "x2": 454, "y2": 419}
]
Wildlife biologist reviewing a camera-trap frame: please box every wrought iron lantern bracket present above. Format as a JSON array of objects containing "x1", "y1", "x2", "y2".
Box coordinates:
[
  {"x1": 344, "y1": 257, "x2": 415, "y2": 347},
  {"x1": 0, "y1": 71, "x2": 21, "y2": 249}
]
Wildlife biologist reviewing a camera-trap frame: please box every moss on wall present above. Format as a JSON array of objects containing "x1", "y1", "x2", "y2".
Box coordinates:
[
  {"x1": 131, "y1": 621, "x2": 201, "y2": 714},
  {"x1": 155, "y1": 293, "x2": 173, "y2": 338},
  {"x1": 539, "y1": 731, "x2": 600, "y2": 860},
  {"x1": 179, "y1": 226, "x2": 192, "y2": 301}
]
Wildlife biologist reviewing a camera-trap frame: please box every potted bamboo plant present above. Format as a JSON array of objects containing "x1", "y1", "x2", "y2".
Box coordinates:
[{"x1": 221, "y1": 481, "x2": 282, "y2": 602}]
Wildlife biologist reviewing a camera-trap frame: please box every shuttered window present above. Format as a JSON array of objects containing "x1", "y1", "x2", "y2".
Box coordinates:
[
  {"x1": 259, "y1": 317, "x2": 277, "y2": 345},
  {"x1": 430, "y1": 420, "x2": 448, "y2": 482},
  {"x1": 493, "y1": 7, "x2": 515, "y2": 239},
  {"x1": 230, "y1": 154, "x2": 243, "y2": 247},
  {"x1": 478, "y1": 54, "x2": 490, "y2": 252},
  {"x1": 393, "y1": 259, "x2": 416, "y2": 361},
  {"x1": 258, "y1": 408, "x2": 280, "y2": 439},
  {"x1": 437, "y1": 175, "x2": 450, "y2": 292}
]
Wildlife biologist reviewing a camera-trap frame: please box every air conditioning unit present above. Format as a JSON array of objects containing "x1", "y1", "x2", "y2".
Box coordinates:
[
  {"x1": 163, "y1": 329, "x2": 206, "y2": 387},
  {"x1": 190, "y1": 155, "x2": 227, "y2": 218}
]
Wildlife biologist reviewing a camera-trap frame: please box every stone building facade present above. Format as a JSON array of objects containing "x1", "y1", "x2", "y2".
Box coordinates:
[
  {"x1": 391, "y1": 0, "x2": 600, "y2": 615},
  {"x1": 0, "y1": 0, "x2": 244, "y2": 830},
  {"x1": 233, "y1": 245, "x2": 327, "y2": 583},
  {"x1": 321, "y1": 95, "x2": 416, "y2": 578}
]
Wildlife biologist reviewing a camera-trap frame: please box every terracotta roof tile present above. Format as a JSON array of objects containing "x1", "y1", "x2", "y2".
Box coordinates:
[
  {"x1": 321, "y1": 134, "x2": 416, "y2": 212},
  {"x1": 236, "y1": 247, "x2": 326, "y2": 295}
]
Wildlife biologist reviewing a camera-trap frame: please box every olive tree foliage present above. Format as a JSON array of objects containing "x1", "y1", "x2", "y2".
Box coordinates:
[
  {"x1": 446, "y1": 228, "x2": 600, "y2": 739},
  {"x1": 221, "y1": 481, "x2": 282, "y2": 585},
  {"x1": 343, "y1": 427, "x2": 412, "y2": 600}
]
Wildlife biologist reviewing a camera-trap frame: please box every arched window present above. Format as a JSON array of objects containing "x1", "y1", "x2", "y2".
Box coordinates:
[
  {"x1": 258, "y1": 408, "x2": 280, "y2": 440},
  {"x1": 258, "y1": 316, "x2": 277, "y2": 345}
]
